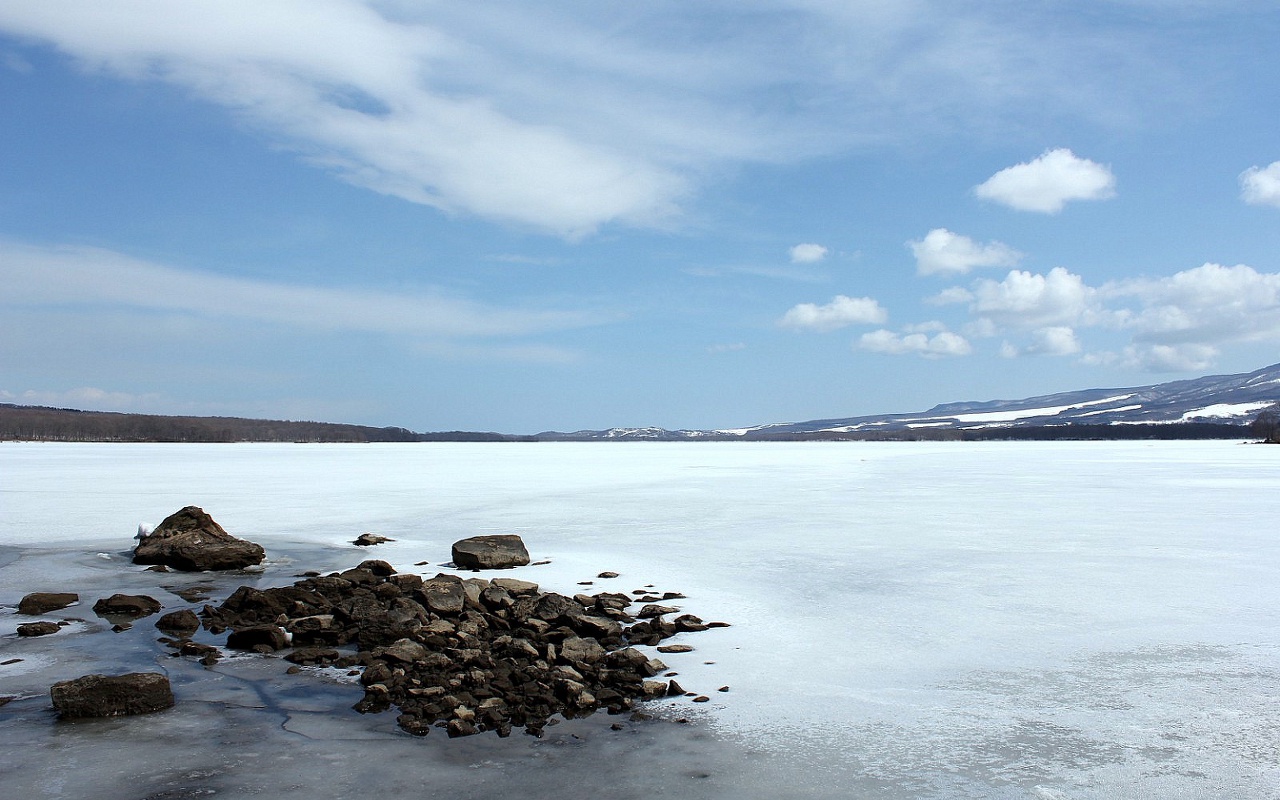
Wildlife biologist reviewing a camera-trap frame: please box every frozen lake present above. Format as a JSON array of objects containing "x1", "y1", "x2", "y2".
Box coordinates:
[{"x1": 2, "y1": 440, "x2": 1279, "y2": 798}]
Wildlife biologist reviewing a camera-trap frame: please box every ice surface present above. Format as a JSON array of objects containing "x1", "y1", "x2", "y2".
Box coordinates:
[{"x1": 3, "y1": 440, "x2": 1280, "y2": 798}]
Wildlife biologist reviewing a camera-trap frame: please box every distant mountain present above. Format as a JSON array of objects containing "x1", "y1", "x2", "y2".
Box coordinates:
[
  {"x1": 538, "y1": 361, "x2": 1280, "y2": 440},
  {"x1": 4, "y1": 362, "x2": 1278, "y2": 443}
]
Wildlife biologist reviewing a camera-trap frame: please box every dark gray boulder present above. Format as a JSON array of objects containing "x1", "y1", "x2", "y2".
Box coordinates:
[
  {"x1": 17, "y1": 592, "x2": 79, "y2": 615},
  {"x1": 17, "y1": 621, "x2": 61, "y2": 637},
  {"x1": 154, "y1": 609, "x2": 201, "y2": 635},
  {"x1": 50, "y1": 672, "x2": 174, "y2": 719},
  {"x1": 92, "y1": 594, "x2": 162, "y2": 619},
  {"x1": 451, "y1": 535, "x2": 530, "y2": 570},
  {"x1": 133, "y1": 506, "x2": 265, "y2": 571}
]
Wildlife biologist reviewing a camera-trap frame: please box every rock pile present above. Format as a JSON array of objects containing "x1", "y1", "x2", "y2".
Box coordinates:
[{"x1": 199, "y1": 560, "x2": 723, "y2": 737}]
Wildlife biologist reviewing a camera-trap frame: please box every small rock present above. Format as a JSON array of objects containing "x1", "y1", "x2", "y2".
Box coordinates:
[
  {"x1": 692, "y1": 696, "x2": 710, "y2": 703},
  {"x1": 718, "y1": 686, "x2": 730, "y2": 692},
  {"x1": 50, "y1": 672, "x2": 174, "y2": 719},
  {"x1": 490, "y1": 577, "x2": 538, "y2": 596},
  {"x1": 637, "y1": 604, "x2": 679, "y2": 619},
  {"x1": 226, "y1": 625, "x2": 289, "y2": 652},
  {"x1": 17, "y1": 592, "x2": 79, "y2": 615},
  {"x1": 93, "y1": 594, "x2": 163, "y2": 619},
  {"x1": 353, "y1": 533, "x2": 394, "y2": 547},
  {"x1": 597, "y1": 571, "x2": 619, "y2": 579},
  {"x1": 154, "y1": 609, "x2": 200, "y2": 635},
  {"x1": 17, "y1": 621, "x2": 60, "y2": 637},
  {"x1": 656, "y1": 643, "x2": 694, "y2": 654}
]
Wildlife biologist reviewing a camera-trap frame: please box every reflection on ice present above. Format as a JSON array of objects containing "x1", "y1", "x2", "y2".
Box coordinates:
[{"x1": 3, "y1": 441, "x2": 1280, "y2": 798}]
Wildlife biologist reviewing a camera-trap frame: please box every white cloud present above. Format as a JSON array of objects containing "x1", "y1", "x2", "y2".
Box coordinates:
[
  {"x1": 789, "y1": 243, "x2": 829, "y2": 264},
  {"x1": 0, "y1": 3, "x2": 1198, "y2": 236},
  {"x1": 1122, "y1": 343, "x2": 1219, "y2": 372},
  {"x1": 909, "y1": 228, "x2": 1022, "y2": 275},
  {"x1": 1002, "y1": 326, "x2": 1081, "y2": 358},
  {"x1": 974, "y1": 148, "x2": 1116, "y2": 213},
  {"x1": 970, "y1": 267, "x2": 1096, "y2": 328},
  {"x1": 1105, "y1": 262, "x2": 1280, "y2": 345},
  {"x1": 779, "y1": 295, "x2": 888, "y2": 332},
  {"x1": 1241, "y1": 161, "x2": 1280, "y2": 208},
  {"x1": 857, "y1": 327, "x2": 972, "y2": 358},
  {"x1": 0, "y1": 241, "x2": 602, "y2": 340}
]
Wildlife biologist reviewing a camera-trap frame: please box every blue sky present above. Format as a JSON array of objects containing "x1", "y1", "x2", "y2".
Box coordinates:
[{"x1": 2, "y1": 1, "x2": 1279, "y2": 433}]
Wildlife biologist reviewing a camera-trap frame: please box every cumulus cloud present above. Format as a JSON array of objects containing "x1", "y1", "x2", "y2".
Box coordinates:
[
  {"x1": 969, "y1": 267, "x2": 1097, "y2": 329},
  {"x1": 789, "y1": 243, "x2": 829, "y2": 264},
  {"x1": 931, "y1": 260, "x2": 1280, "y2": 370},
  {"x1": 857, "y1": 328, "x2": 972, "y2": 358},
  {"x1": 909, "y1": 228, "x2": 1022, "y2": 275},
  {"x1": 1241, "y1": 161, "x2": 1280, "y2": 208},
  {"x1": 778, "y1": 295, "x2": 888, "y2": 332},
  {"x1": 0, "y1": 241, "x2": 602, "y2": 340},
  {"x1": 1105, "y1": 262, "x2": 1280, "y2": 345},
  {"x1": 1001, "y1": 326, "x2": 1081, "y2": 358},
  {"x1": 974, "y1": 148, "x2": 1116, "y2": 213}
]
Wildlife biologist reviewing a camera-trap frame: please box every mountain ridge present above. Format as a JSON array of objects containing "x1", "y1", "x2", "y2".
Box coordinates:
[{"x1": 3, "y1": 361, "x2": 1278, "y2": 442}]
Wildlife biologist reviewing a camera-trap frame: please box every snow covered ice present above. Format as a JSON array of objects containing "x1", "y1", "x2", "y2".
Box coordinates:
[{"x1": 2, "y1": 440, "x2": 1280, "y2": 798}]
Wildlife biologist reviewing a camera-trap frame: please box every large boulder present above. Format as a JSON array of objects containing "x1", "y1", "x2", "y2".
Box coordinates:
[
  {"x1": 133, "y1": 506, "x2": 265, "y2": 571},
  {"x1": 451, "y1": 535, "x2": 530, "y2": 570},
  {"x1": 17, "y1": 592, "x2": 78, "y2": 615},
  {"x1": 50, "y1": 673, "x2": 175, "y2": 719}
]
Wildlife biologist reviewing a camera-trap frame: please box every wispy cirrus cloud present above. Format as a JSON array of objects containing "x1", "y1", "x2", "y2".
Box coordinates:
[
  {"x1": 0, "y1": 240, "x2": 605, "y2": 341},
  {"x1": 0, "y1": 2, "x2": 1194, "y2": 237}
]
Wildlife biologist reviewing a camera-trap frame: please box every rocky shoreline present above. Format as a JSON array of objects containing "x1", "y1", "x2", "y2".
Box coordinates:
[{"x1": 5, "y1": 507, "x2": 728, "y2": 739}]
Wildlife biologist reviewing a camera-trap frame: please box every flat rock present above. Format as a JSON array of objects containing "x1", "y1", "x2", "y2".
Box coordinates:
[
  {"x1": 17, "y1": 621, "x2": 61, "y2": 637},
  {"x1": 133, "y1": 506, "x2": 265, "y2": 571},
  {"x1": 50, "y1": 672, "x2": 175, "y2": 719},
  {"x1": 353, "y1": 533, "x2": 394, "y2": 547},
  {"x1": 656, "y1": 643, "x2": 694, "y2": 654},
  {"x1": 17, "y1": 592, "x2": 79, "y2": 615},
  {"x1": 93, "y1": 594, "x2": 163, "y2": 619},
  {"x1": 451, "y1": 535, "x2": 530, "y2": 570}
]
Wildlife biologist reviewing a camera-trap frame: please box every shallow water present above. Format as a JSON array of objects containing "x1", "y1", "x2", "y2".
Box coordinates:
[{"x1": 2, "y1": 441, "x2": 1279, "y2": 798}]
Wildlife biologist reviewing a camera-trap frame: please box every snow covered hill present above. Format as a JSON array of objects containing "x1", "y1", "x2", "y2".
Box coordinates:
[{"x1": 542, "y1": 361, "x2": 1280, "y2": 439}]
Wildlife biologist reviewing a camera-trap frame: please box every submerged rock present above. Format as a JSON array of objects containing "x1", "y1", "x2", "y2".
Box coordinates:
[
  {"x1": 133, "y1": 506, "x2": 265, "y2": 571},
  {"x1": 50, "y1": 672, "x2": 174, "y2": 719},
  {"x1": 451, "y1": 535, "x2": 530, "y2": 570}
]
